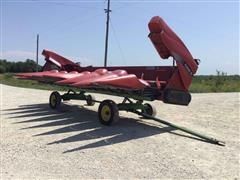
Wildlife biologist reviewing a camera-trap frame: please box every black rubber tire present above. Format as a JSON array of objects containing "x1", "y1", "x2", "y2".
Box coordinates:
[
  {"x1": 98, "y1": 100, "x2": 119, "y2": 126},
  {"x1": 49, "y1": 91, "x2": 62, "y2": 109},
  {"x1": 142, "y1": 103, "x2": 157, "y2": 117},
  {"x1": 86, "y1": 94, "x2": 96, "y2": 106}
]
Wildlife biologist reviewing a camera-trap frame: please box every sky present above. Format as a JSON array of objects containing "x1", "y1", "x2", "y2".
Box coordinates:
[{"x1": 0, "y1": 0, "x2": 239, "y2": 75}]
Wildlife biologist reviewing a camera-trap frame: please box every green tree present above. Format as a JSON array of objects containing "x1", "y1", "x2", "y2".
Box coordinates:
[
  {"x1": 0, "y1": 65, "x2": 6, "y2": 73},
  {"x1": 0, "y1": 59, "x2": 42, "y2": 73}
]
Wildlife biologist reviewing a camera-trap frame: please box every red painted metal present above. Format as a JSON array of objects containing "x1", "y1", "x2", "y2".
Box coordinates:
[
  {"x1": 56, "y1": 71, "x2": 101, "y2": 85},
  {"x1": 72, "y1": 70, "x2": 127, "y2": 87},
  {"x1": 16, "y1": 70, "x2": 59, "y2": 79},
  {"x1": 17, "y1": 68, "x2": 148, "y2": 89},
  {"x1": 95, "y1": 74, "x2": 149, "y2": 89},
  {"x1": 43, "y1": 71, "x2": 80, "y2": 80},
  {"x1": 148, "y1": 16, "x2": 198, "y2": 90},
  {"x1": 16, "y1": 16, "x2": 199, "y2": 105},
  {"x1": 42, "y1": 50, "x2": 80, "y2": 72}
]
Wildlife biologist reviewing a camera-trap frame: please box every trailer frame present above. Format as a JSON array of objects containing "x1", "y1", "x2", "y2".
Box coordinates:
[{"x1": 49, "y1": 89, "x2": 225, "y2": 146}]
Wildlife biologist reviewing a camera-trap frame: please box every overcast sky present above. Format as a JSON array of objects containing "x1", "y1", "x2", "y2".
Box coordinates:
[{"x1": 0, "y1": 0, "x2": 239, "y2": 75}]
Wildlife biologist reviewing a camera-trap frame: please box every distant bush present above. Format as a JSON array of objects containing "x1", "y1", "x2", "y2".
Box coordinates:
[
  {"x1": 0, "y1": 65, "x2": 6, "y2": 73},
  {"x1": 0, "y1": 59, "x2": 42, "y2": 73},
  {"x1": 190, "y1": 70, "x2": 240, "y2": 93}
]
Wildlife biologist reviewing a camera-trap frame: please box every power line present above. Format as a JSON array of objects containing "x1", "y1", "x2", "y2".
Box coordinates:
[
  {"x1": 30, "y1": 0, "x2": 105, "y2": 8},
  {"x1": 8, "y1": 0, "x2": 109, "y2": 3},
  {"x1": 29, "y1": 0, "x2": 141, "y2": 65},
  {"x1": 41, "y1": 12, "x2": 105, "y2": 41},
  {"x1": 30, "y1": 0, "x2": 139, "y2": 37},
  {"x1": 29, "y1": 0, "x2": 104, "y2": 35},
  {"x1": 109, "y1": 17, "x2": 126, "y2": 66},
  {"x1": 40, "y1": 11, "x2": 105, "y2": 36}
]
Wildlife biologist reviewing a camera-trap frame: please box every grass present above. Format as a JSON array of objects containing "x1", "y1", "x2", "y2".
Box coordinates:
[
  {"x1": 1, "y1": 73, "x2": 240, "y2": 93},
  {"x1": 190, "y1": 75, "x2": 240, "y2": 93}
]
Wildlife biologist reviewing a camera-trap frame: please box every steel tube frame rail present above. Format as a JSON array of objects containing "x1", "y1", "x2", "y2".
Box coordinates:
[{"x1": 135, "y1": 111, "x2": 225, "y2": 146}]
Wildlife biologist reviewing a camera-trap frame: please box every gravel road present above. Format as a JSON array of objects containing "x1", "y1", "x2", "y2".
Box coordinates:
[{"x1": 0, "y1": 84, "x2": 239, "y2": 179}]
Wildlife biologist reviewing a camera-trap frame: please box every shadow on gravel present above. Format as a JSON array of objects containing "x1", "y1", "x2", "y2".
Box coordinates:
[{"x1": 4, "y1": 103, "x2": 204, "y2": 153}]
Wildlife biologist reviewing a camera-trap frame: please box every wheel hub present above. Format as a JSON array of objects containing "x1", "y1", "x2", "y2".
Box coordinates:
[
  {"x1": 101, "y1": 105, "x2": 111, "y2": 122},
  {"x1": 50, "y1": 95, "x2": 56, "y2": 106}
]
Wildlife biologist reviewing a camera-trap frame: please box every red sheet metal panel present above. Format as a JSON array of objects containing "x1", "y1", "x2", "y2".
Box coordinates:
[
  {"x1": 148, "y1": 16, "x2": 199, "y2": 90},
  {"x1": 18, "y1": 68, "x2": 147, "y2": 89},
  {"x1": 42, "y1": 50, "x2": 80, "y2": 67},
  {"x1": 55, "y1": 69, "x2": 108, "y2": 85},
  {"x1": 72, "y1": 73, "x2": 118, "y2": 87},
  {"x1": 43, "y1": 71, "x2": 80, "y2": 79},
  {"x1": 30, "y1": 71, "x2": 67, "y2": 79},
  {"x1": 148, "y1": 16, "x2": 198, "y2": 74},
  {"x1": 16, "y1": 70, "x2": 59, "y2": 79},
  {"x1": 95, "y1": 74, "x2": 150, "y2": 89},
  {"x1": 71, "y1": 70, "x2": 128, "y2": 87}
]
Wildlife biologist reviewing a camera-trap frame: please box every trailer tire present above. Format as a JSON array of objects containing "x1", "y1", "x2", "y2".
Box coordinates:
[
  {"x1": 98, "y1": 100, "x2": 119, "y2": 125},
  {"x1": 142, "y1": 103, "x2": 157, "y2": 117},
  {"x1": 49, "y1": 91, "x2": 62, "y2": 109},
  {"x1": 86, "y1": 94, "x2": 95, "y2": 106}
]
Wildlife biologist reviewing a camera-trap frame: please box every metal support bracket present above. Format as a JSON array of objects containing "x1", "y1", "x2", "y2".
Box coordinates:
[
  {"x1": 118, "y1": 97, "x2": 146, "y2": 111},
  {"x1": 61, "y1": 90, "x2": 87, "y2": 101}
]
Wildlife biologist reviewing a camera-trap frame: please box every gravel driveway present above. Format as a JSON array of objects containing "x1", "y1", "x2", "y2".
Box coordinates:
[{"x1": 1, "y1": 84, "x2": 239, "y2": 179}]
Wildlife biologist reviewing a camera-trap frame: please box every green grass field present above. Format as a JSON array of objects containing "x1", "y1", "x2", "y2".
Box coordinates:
[
  {"x1": 0, "y1": 73, "x2": 239, "y2": 93},
  {"x1": 190, "y1": 75, "x2": 240, "y2": 93}
]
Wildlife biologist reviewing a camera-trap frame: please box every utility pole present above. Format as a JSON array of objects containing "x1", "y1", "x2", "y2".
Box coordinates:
[
  {"x1": 36, "y1": 34, "x2": 39, "y2": 72},
  {"x1": 104, "y1": 0, "x2": 111, "y2": 67}
]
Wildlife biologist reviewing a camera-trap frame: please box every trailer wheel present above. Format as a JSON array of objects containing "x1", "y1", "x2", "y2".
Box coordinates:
[
  {"x1": 49, "y1": 91, "x2": 62, "y2": 109},
  {"x1": 142, "y1": 103, "x2": 157, "y2": 117},
  {"x1": 98, "y1": 100, "x2": 119, "y2": 125},
  {"x1": 86, "y1": 94, "x2": 95, "y2": 106}
]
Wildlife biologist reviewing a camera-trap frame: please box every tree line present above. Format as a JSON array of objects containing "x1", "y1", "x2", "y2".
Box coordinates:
[{"x1": 0, "y1": 59, "x2": 42, "y2": 73}]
